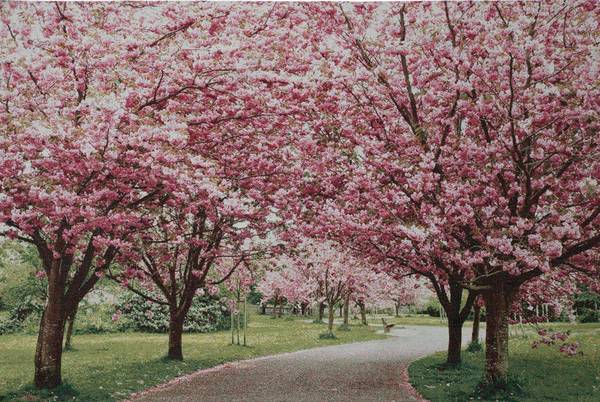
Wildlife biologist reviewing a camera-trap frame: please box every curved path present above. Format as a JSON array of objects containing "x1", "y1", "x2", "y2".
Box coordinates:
[{"x1": 130, "y1": 325, "x2": 476, "y2": 402}]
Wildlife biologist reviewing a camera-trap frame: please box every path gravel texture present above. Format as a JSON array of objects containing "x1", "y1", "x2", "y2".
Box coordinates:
[{"x1": 130, "y1": 325, "x2": 477, "y2": 402}]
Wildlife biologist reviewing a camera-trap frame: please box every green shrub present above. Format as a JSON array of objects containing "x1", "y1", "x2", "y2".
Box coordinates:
[
  {"x1": 115, "y1": 293, "x2": 235, "y2": 333},
  {"x1": 0, "y1": 296, "x2": 44, "y2": 334},
  {"x1": 318, "y1": 332, "x2": 336, "y2": 339},
  {"x1": 466, "y1": 340, "x2": 483, "y2": 353},
  {"x1": 577, "y1": 308, "x2": 599, "y2": 323}
]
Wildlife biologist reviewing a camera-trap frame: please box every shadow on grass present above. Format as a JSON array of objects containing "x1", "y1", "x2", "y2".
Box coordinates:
[
  {"x1": 5, "y1": 382, "x2": 80, "y2": 402},
  {"x1": 409, "y1": 352, "x2": 528, "y2": 402},
  {"x1": 476, "y1": 374, "x2": 527, "y2": 402}
]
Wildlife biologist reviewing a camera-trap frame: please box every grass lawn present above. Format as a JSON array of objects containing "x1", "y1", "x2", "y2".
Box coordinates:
[
  {"x1": 409, "y1": 322, "x2": 600, "y2": 401},
  {"x1": 0, "y1": 312, "x2": 384, "y2": 401}
]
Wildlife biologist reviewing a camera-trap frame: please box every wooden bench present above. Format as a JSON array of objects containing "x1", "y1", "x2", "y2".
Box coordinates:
[{"x1": 382, "y1": 318, "x2": 395, "y2": 333}]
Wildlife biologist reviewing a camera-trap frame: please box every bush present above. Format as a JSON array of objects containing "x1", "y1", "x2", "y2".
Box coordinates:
[
  {"x1": 0, "y1": 241, "x2": 45, "y2": 311},
  {"x1": 466, "y1": 340, "x2": 483, "y2": 353},
  {"x1": 421, "y1": 299, "x2": 442, "y2": 317},
  {"x1": 577, "y1": 308, "x2": 599, "y2": 323},
  {"x1": 0, "y1": 296, "x2": 44, "y2": 334},
  {"x1": 115, "y1": 293, "x2": 235, "y2": 333},
  {"x1": 318, "y1": 332, "x2": 336, "y2": 339}
]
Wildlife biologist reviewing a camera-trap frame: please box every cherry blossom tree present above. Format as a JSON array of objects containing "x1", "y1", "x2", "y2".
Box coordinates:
[
  {"x1": 293, "y1": 1, "x2": 600, "y2": 386},
  {"x1": 262, "y1": 240, "x2": 382, "y2": 337},
  {"x1": 257, "y1": 270, "x2": 289, "y2": 318},
  {"x1": 0, "y1": 3, "x2": 189, "y2": 387},
  {"x1": 0, "y1": 1, "x2": 295, "y2": 387}
]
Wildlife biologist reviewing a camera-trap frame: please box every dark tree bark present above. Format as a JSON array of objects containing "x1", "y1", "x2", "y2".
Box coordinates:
[
  {"x1": 318, "y1": 302, "x2": 325, "y2": 321},
  {"x1": 342, "y1": 294, "x2": 350, "y2": 325},
  {"x1": 167, "y1": 313, "x2": 185, "y2": 360},
  {"x1": 427, "y1": 273, "x2": 477, "y2": 366},
  {"x1": 446, "y1": 316, "x2": 463, "y2": 364},
  {"x1": 471, "y1": 304, "x2": 481, "y2": 343},
  {"x1": 395, "y1": 302, "x2": 400, "y2": 317},
  {"x1": 327, "y1": 303, "x2": 335, "y2": 335},
  {"x1": 35, "y1": 270, "x2": 67, "y2": 389},
  {"x1": 339, "y1": 303, "x2": 343, "y2": 318},
  {"x1": 358, "y1": 301, "x2": 368, "y2": 325},
  {"x1": 482, "y1": 282, "x2": 517, "y2": 388}
]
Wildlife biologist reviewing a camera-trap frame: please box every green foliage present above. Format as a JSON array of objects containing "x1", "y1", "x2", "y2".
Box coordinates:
[
  {"x1": 115, "y1": 292, "x2": 234, "y2": 333},
  {"x1": 577, "y1": 308, "x2": 599, "y2": 323},
  {"x1": 72, "y1": 302, "x2": 122, "y2": 335},
  {"x1": 574, "y1": 288, "x2": 600, "y2": 305},
  {"x1": 0, "y1": 296, "x2": 44, "y2": 334},
  {"x1": 318, "y1": 332, "x2": 337, "y2": 339},
  {"x1": 246, "y1": 285, "x2": 262, "y2": 305},
  {"x1": 409, "y1": 323, "x2": 600, "y2": 402},
  {"x1": 574, "y1": 288, "x2": 600, "y2": 323},
  {"x1": 420, "y1": 298, "x2": 442, "y2": 317},
  {"x1": 466, "y1": 340, "x2": 483, "y2": 353},
  {"x1": 0, "y1": 240, "x2": 45, "y2": 311},
  {"x1": 1, "y1": 311, "x2": 383, "y2": 401}
]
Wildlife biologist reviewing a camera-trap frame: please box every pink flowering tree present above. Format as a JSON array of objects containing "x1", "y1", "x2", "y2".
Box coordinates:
[
  {"x1": 257, "y1": 269, "x2": 290, "y2": 318},
  {"x1": 294, "y1": 1, "x2": 600, "y2": 386},
  {"x1": 377, "y1": 275, "x2": 425, "y2": 317},
  {"x1": 266, "y1": 240, "x2": 374, "y2": 336},
  {"x1": 0, "y1": 3, "x2": 195, "y2": 388},
  {"x1": 0, "y1": 1, "x2": 296, "y2": 387}
]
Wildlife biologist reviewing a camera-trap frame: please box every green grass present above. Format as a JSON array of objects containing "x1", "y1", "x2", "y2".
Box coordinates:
[
  {"x1": 409, "y1": 323, "x2": 600, "y2": 401},
  {"x1": 0, "y1": 312, "x2": 384, "y2": 401}
]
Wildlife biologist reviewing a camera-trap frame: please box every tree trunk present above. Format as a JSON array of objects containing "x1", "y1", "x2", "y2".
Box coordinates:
[
  {"x1": 482, "y1": 285, "x2": 516, "y2": 388},
  {"x1": 261, "y1": 304, "x2": 266, "y2": 315},
  {"x1": 318, "y1": 302, "x2": 325, "y2": 321},
  {"x1": 168, "y1": 310, "x2": 185, "y2": 360},
  {"x1": 343, "y1": 294, "x2": 350, "y2": 325},
  {"x1": 446, "y1": 316, "x2": 463, "y2": 365},
  {"x1": 236, "y1": 299, "x2": 241, "y2": 345},
  {"x1": 300, "y1": 302, "x2": 307, "y2": 316},
  {"x1": 358, "y1": 302, "x2": 368, "y2": 325},
  {"x1": 430, "y1": 277, "x2": 477, "y2": 367},
  {"x1": 339, "y1": 304, "x2": 343, "y2": 318},
  {"x1": 395, "y1": 302, "x2": 400, "y2": 317},
  {"x1": 34, "y1": 281, "x2": 66, "y2": 389},
  {"x1": 471, "y1": 304, "x2": 481, "y2": 343},
  {"x1": 63, "y1": 305, "x2": 78, "y2": 351},
  {"x1": 327, "y1": 303, "x2": 335, "y2": 335},
  {"x1": 243, "y1": 296, "x2": 247, "y2": 346}
]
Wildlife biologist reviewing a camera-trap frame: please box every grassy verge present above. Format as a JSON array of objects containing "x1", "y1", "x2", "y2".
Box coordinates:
[
  {"x1": 409, "y1": 323, "x2": 600, "y2": 401},
  {"x1": 0, "y1": 312, "x2": 384, "y2": 401}
]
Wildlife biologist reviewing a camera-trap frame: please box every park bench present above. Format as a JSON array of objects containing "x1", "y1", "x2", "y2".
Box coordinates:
[{"x1": 381, "y1": 318, "x2": 395, "y2": 333}]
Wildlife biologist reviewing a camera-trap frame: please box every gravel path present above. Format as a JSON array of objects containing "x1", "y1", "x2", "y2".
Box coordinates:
[{"x1": 130, "y1": 325, "x2": 476, "y2": 402}]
